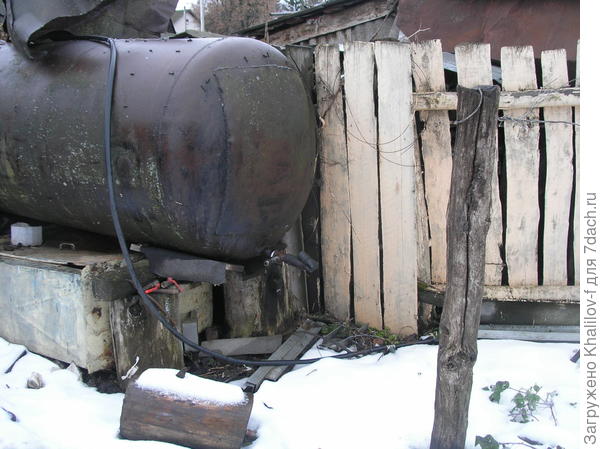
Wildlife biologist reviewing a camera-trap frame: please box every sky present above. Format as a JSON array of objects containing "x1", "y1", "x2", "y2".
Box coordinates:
[{"x1": 176, "y1": 0, "x2": 198, "y2": 10}]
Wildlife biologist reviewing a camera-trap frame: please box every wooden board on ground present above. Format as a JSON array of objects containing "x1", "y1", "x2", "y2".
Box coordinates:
[
  {"x1": 120, "y1": 373, "x2": 253, "y2": 449},
  {"x1": 199, "y1": 335, "x2": 283, "y2": 357},
  {"x1": 315, "y1": 44, "x2": 352, "y2": 321},
  {"x1": 455, "y1": 43, "x2": 504, "y2": 285},
  {"x1": 412, "y1": 39, "x2": 453, "y2": 285},
  {"x1": 374, "y1": 41, "x2": 418, "y2": 336},
  {"x1": 343, "y1": 41, "x2": 382, "y2": 328},
  {"x1": 541, "y1": 49, "x2": 573, "y2": 285},
  {"x1": 501, "y1": 46, "x2": 540, "y2": 286},
  {"x1": 243, "y1": 320, "x2": 323, "y2": 393}
]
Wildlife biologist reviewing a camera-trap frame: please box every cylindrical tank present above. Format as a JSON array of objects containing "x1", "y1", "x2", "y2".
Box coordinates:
[{"x1": 0, "y1": 37, "x2": 316, "y2": 261}]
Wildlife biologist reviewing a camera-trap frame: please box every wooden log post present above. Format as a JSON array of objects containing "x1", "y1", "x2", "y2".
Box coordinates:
[
  {"x1": 120, "y1": 368, "x2": 253, "y2": 449},
  {"x1": 430, "y1": 85, "x2": 500, "y2": 449}
]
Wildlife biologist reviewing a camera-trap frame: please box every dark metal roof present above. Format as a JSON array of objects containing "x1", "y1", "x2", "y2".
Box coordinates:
[{"x1": 395, "y1": 0, "x2": 579, "y2": 62}]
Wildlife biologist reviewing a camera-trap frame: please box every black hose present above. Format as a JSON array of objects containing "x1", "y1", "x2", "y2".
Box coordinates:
[{"x1": 92, "y1": 36, "x2": 435, "y2": 367}]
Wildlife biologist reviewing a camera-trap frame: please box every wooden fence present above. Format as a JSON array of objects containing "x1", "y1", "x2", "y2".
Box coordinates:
[{"x1": 310, "y1": 39, "x2": 580, "y2": 335}]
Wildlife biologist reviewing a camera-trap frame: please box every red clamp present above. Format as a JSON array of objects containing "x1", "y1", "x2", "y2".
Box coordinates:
[
  {"x1": 166, "y1": 277, "x2": 184, "y2": 293},
  {"x1": 144, "y1": 280, "x2": 161, "y2": 294},
  {"x1": 144, "y1": 277, "x2": 184, "y2": 294}
]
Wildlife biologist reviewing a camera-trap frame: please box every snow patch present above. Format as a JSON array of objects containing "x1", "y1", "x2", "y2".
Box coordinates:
[{"x1": 136, "y1": 368, "x2": 247, "y2": 406}]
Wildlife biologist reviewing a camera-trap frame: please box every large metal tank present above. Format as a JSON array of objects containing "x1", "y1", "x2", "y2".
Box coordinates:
[{"x1": 0, "y1": 37, "x2": 316, "y2": 261}]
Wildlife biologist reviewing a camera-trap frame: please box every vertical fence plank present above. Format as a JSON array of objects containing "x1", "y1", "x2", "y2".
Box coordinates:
[
  {"x1": 455, "y1": 43, "x2": 504, "y2": 285},
  {"x1": 574, "y1": 41, "x2": 580, "y2": 284},
  {"x1": 501, "y1": 46, "x2": 540, "y2": 286},
  {"x1": 414, "y1": 122, "x2": 432, "y2": 286},
  {"x1": 375, "y1": 41, "x2": 418, "y2": 336},
  {"x1": 344, "y1": 42, "x2": 382, "y2": 328},
  {"x1": 412, "y1": 39, "x2": 453, "y2": 285},
  {"x1": 315, "y1": 45, "x2": 352, "y2": 320},
  {"x1": 281, "y1": 220, "x2": 308, "y2": 312},
  {"x1": 541, "y1": 49, "x2": 573, "y2": 285},
  {"x1": 282, "y1": 46, "x2": 314, "y2": 314}
]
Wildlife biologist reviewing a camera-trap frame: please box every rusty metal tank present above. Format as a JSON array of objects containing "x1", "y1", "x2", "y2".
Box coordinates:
[{"x1": 0, "y1": 37, "x2": 316, "y2": 261}]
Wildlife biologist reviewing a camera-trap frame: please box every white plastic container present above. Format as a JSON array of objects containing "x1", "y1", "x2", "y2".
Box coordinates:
[{"x1": 10, "y1": 222, "x2": 43, "y2": 246}]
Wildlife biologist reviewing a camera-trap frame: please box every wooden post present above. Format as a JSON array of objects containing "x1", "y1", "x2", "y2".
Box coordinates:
[{"x1": 430, "y1": 85, "x2": 500, "y2": 449}]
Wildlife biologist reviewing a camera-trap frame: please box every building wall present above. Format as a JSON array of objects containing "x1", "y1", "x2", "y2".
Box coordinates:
[{"x1": 172, "y1": 10, "x2": 201, "y2": 34}]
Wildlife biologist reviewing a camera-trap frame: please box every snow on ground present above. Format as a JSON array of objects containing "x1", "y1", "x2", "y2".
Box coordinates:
[
  {"x1": 136, "y1": 368, "x2": 247, "y2": 406},
  {"x1": 0, "y1": 337, "x2": 579, "y2": 449}
]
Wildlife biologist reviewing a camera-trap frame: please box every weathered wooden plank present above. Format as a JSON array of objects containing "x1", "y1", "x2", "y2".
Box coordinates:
[
  {"x1": 224, "y1": 266, "x2": 302, "y2": 338},
  {"x1": 430, "y1": 284, "x2": 579, "y2": 304},
  {"x1": 343, "y1": 41, "x2": 382, "y2": 328},
  {"x1": 375, "y1": 41, "x2": 418, "y2": 336},
  {"x1": 574, "y1": 41, "x2": 580, "y2": 284},
  {"x1": 478, "y1": 325, "x2": 579, "y2": 343},
  {"x1": 282, "y1": 46, "x2": 311, "y2": 317},
  {"x1": 455, "y1": 43, "x2": 504, "y2": 285},
  {"x1": 199, "y1": 335, "x2": 283, "y2": 357},
  {"x1": 284, "y1": 45, "x2": 314, "y2": 94},
  {"x1": 177, "y1": 283, "x2": 213, "y2": 330},
  {"x1": 0, "y1": 235, "x2": 138, "y2": 267},
  {"x1": 120, "y1": 371, "x2": 253, "y2": 449},
  {"x1": 413, "y1": 87, "x2": 580, "y2": 111},
  {"x1": 243, "y1": 320, "x2": 322, "y2": 393},
  {"x1": 285, "y1": 45, "x2": 321, "y2": 316},
  {"x1": 413, "y1": 119, "x2": 431, "y2": 285},
  {"x1": 413, "y1": 126, "x2": 433, "y2": 328},
  {"x1": 541, "y1": 49, "x2": 573, "y2": 285},
  {"x1": 412, "y1": 40, "x2": 453, "y2": 284},
  {"x1": 501, "y1": 46, "x2": 540, "y2": 286},
  {"x1": 264, "y1": 325, "x2": 322, "y2": 382},
  {"x1": 281, "y1": 219, "x2": 308, "y2": 314},
  {"x1": 315, "y1": 45, "x2": 352, "y2": 321},
  {"x1": 268, "y1": 0, "x2": 390, "y2": 46},
  {"x1": 110, "y1": 294, "x2": 184, "y2": 385}
]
